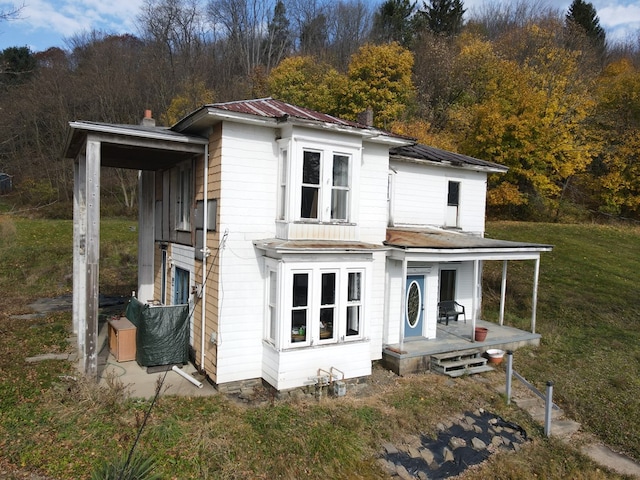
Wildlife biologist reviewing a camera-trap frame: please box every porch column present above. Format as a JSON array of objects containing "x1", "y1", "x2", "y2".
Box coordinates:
[
  {"x1": 531, "y1": 257, "x2": 541, "y2": 334},
  {"x1": 471, "y1": 259, "x2": 478, "y2": 340},
  {"x1": 137, "y1": 170, "x2": 155, "y2": 302},
  {"x1": 84, "y1": 137, "x2": 101, "y2": 379},
  {"x1": 399, "y1": 257, "x2": 407, "y2": 351},
  {"x1": 499, "y1": 260, "x2": 508, "y2": 326},
  {"x1": 72, "y1": 154, "x2": 87, "y2": 357}
]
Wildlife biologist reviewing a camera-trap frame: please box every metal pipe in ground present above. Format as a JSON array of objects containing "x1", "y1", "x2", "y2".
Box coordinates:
[
  {"x1": 545, "y1": 381, "x2": 554, "y2": 437},
  {"x1": 506, "y1": 350, "x2": 513, "y2": 405}
]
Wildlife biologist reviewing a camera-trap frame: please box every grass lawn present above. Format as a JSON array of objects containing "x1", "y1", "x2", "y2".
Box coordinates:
[{"x1": 0, "y1": 216, "x2": 638, "y2": 479}]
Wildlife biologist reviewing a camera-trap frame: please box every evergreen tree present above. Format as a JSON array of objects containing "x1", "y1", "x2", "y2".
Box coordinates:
[
  {"x1": 0, "y1": 46, "x2": 37, "y2": 87},
  {"x1": 417, "y1": 0, "x2": 465, "y2": 36},
  {"x1": 565, "y1": 0, "x2": 606, "y2": 55},
  {"x1": 371, "y1": 0, "x2": 416, "y2": 47}
]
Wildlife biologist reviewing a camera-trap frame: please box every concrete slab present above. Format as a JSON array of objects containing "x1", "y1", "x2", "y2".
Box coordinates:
[
  {"x1": 582, "y1": 444, "x2": 640, "y2": 478},
  {"x1": 99, "y1": 355, "x2": 217, "y2": 398}
]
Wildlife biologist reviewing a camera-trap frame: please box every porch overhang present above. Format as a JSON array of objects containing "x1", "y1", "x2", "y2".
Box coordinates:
[
  {"x1": 384, "y1": 227, "x2": 553, "y2": 261},
  {"x1": 254, "y1": 238, "x2": 386, "y2": 258},
  {"x1": 385, "y1": 227, "x2": 553, "y2": 342}
]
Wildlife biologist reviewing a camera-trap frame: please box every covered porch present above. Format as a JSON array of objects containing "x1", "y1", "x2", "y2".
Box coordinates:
[{"x1": 382, "y1": 318, "x2": 540, "y2": 376}]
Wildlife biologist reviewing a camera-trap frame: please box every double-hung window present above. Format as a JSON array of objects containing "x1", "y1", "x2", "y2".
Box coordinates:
[{"x1": 300, "y1": 149, "x2": 351, "y2": 222}]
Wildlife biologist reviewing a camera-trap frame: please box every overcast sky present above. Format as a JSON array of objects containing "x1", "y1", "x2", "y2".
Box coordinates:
[{"x1": 0, "y1": 0, "x2": 638, "y2": 52}]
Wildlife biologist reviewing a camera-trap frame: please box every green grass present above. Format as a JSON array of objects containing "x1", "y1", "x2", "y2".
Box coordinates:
[
  {"x1": 484, "y1": 221, "x2": 640, "y2": 460},
  {"x1": 0, "y1": 217, "x2": 638, "y2": 479}
]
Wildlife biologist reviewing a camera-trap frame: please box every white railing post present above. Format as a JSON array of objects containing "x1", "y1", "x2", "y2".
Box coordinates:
[
  {"x1": 545, "y1": 381, "x2": 554, "y2": 437},
  {"x1": 505, "y1": 350, "x2": 513, "y2": 404}
]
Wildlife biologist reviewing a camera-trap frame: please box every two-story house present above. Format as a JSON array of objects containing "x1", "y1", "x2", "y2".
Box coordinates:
[{"x1": 66, "y1": 98, "x2": 551, "y2": 391}]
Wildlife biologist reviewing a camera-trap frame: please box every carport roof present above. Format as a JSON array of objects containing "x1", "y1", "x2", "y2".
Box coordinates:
[{"x1": 64, "y1": 121, "x2": 207, "y2": 170}]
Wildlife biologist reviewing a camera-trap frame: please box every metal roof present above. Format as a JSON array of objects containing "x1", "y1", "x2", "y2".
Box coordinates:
[
  {"x1": 254, "y1": 238, "x2": 385, "y2": 253},
  {"x1": 209, "y1": 98, "x2": 366, "y2": 129},
  {"x1": 385, "y1": 227, "x2": 552, "y2": 251},
  {"x1": 390, "y1": 144, "x2": 507, "y2": 173}
]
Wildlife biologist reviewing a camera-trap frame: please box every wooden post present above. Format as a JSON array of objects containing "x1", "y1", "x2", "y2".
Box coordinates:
[
  {"x1": 138, "y1": 170, "x2": 155, "y2": 302},
  {"x1": 73, "y1": 155, "x2": 87, "y2": 360},
  {"x1": 499, "y1": 260, "x2": 507, "y2": 326},
  {"x1": 531, "y1": 257, "x2": 540, "y2": 334},
  {"x1": 84, "y1": 137, "x2": 101, "y2": 379}
]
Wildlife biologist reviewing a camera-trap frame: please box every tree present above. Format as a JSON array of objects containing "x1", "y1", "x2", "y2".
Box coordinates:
[
  {"x1": 565, "y1": 0, "x2": 606, "y2": 57},
  {"x1": 267, "y1": 55, "x2": 345, "y2": 114},
  {"x1": 416, "y1": 0, "x2": 465, "y2": 36},
  {"x1": 0, "y1": 46, "x2": 36, "y2": 87},
  {"x1": 586, "y1": 59, "x2": 640, "y2": 218},
  {"x1": 342, "y1": 42, "x2": 416, "y2": 127},
  {"x1": 263, "y1": 1, "x2": 291, "y2": 72},
  {"x1": 449, "y1": 29, "x2": 596, "y2": 219},
  {"x1": 371, "y1": 0, "x2": 416, "y2": 47}
]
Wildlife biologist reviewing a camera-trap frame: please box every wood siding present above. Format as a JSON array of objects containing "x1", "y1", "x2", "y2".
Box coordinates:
[{"x1": 390, "y1": 161, "x2": 487, "y2": 235}]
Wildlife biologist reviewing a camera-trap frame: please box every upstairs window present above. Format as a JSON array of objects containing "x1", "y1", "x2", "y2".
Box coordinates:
[
  {"x1": 445, "y1": 180, "x2": 460, "y2": 228},
  {"x1": 299, "y1": 149, "x2": 351, "y2": 222},
  {"x1": 176, "y1": 162, "x2": 192, "y2": 231}
]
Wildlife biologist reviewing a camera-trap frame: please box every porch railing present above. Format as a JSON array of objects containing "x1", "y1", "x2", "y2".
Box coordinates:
[{"x1": 505, "y1": 350, "x2": 558, "y2": 437}]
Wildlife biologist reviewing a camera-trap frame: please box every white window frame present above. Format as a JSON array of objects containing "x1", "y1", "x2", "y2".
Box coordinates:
[
  {"x1": 277, "y1": 149, "x2": 288, "y2": 221},
  {"x1": 174, "y1": 160, "x2": 193, "y2": 231},
  {"x1": 294, "y1": 141, "x2": 356, "y2": 224},
  {"x1": 270, "y1": 263, "x2": 367, "y2": 349}
]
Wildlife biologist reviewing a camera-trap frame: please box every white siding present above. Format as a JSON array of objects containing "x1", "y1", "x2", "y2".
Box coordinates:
[
  {"x1": 262, "y1": 340, "x2": 372, "y2": 391},
  {"x1": 359, "y1": 142, "x2": 391, "y2": 244},
  {"x1": 390, "y1": 161, "x2": 488, "y2": 235},
  {"x1": 368, "y1": 251, "x2": 387, "y2": 360},
  {"x1": 215, "y1": 121, "x2": 278, "y2": 384}
]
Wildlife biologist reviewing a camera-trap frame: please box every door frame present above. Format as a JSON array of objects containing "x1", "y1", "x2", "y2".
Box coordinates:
[{"x1": 404, "y1": 274, "x2": 425, "y2": 338}]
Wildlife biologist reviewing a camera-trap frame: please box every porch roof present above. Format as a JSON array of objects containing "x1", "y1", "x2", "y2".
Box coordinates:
[
  {"x1": 385, "y1": 227, "x2": 552, "y2": 259},
  {"x1": 253, "y1": 238, "x2": 386, "y2": 255}
]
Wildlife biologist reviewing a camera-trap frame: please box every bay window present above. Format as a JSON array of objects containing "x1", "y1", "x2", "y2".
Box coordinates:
[{"x1": 267, "y1": 265, "x2": 366, "y2": 349}]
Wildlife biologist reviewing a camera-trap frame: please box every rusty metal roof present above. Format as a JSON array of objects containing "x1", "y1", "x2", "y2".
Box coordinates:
[
  {"x1": 208, "y1": 97, "x2": 368, "y2": 129},
  {"x1": 385, "y1": 228, "x2": 552, "y2": 251},
  {"x1": 390, "y1": 144, "x2": 507, "y2": 172}
]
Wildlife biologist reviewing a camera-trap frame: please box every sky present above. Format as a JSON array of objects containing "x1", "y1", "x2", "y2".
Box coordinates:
[{"x1": 0, "y1": 0, "x2": 638, "y2": 53}]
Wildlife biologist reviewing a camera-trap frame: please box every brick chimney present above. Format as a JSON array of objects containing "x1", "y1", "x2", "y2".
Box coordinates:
[
  {"x1": 357, "y1": 107, "x2": 374, "y2": 127},
  {"x1": 141, "y1": 109, "x2": 156, "y2": 127}
]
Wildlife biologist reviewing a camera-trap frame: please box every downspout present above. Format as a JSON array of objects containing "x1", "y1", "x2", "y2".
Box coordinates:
[{"x1": 200, "y1": 143, "x2": 210, "y2": 371}]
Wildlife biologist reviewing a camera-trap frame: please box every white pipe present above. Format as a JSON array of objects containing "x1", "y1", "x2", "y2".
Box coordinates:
[
  {"x1": 201, "y1": 142, "x2": 209, "y2": 371},
  {"x1": 172, "y1": 365, "x2": 203, "y2": 388}
]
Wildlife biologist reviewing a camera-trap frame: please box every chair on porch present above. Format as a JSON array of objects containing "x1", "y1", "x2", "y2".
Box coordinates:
[{"x1": 437, "y1": 300, "x2": 466, "y2": 325}]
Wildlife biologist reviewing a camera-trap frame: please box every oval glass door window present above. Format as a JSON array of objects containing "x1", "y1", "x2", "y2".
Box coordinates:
[{"x1": 406, "y1": 281, "x2": 421, "y2": 327}]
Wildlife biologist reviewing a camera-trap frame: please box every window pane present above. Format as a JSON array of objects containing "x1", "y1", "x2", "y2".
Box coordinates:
[
  {"x1": 301, "y1": 187, "x2": 319, "y2": 218},
  {"x1": 347, "y1": 305, "x2": 360, "y2": 336},
  {"x1": 333, "y1": 155, "x2": 349, "y2": 187},
  {"x1": 321, "y1": 273, "x2": 335, "y2": 305},
  {"x1": 269, "y1": 306, "x2": 276, "y2": 340},
  {"x1": 348, "y1": 272, "x2": 361, "y2": 301},
  {"x1": 320, "y1": 308, "x2": 334, "y2": 339},
  {"x1": 291, "y1": 310, "x2": 306, "y2": 342},
  {"x1": 292, "y1": 273, "x2": 308, "y2": 307},
  {"x1": 303, "y1": 151, "x2": 320, "y2": 184},
  {"x1": 448, "y1": 181, "x2": 460, "y2": 206},
  {"x1": 269, "y1": 271, "x2": 277, "y2": 303},
  {"x1": 331, "y1": 190, "x2": 347, "y2": 220}
]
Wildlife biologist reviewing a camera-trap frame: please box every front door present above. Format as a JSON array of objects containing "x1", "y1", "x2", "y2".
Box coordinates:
[{"x1": 405, "y1": 275, "x2": 424, "y2": 337}]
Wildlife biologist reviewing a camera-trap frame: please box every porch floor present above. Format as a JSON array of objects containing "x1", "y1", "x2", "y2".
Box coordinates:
[{"x1": 382, "y1": 319, "x2": 540, "y2": 376}]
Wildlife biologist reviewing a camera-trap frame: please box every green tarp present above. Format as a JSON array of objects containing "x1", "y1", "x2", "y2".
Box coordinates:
[{"x1": 125, "y1": 297, "x2": 190, "y2": 367}]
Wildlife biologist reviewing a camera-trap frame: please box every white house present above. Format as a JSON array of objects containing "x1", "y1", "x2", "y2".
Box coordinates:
[{"x1": 65, "y1": 98, "x2": 551, "y2": 391}]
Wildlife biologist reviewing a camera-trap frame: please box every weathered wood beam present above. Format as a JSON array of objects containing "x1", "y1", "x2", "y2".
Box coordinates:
[{"x1": 85, "y1": 137, "x2": 101, "y2": 379}]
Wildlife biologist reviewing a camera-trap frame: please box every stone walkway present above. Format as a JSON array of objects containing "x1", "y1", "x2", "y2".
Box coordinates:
[{"x1": 378, "y1": 409, "x2": 527, "y2": 480}]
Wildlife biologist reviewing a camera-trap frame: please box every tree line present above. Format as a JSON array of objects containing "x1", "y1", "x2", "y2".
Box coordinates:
[{"x1": 0, "y1": 0, "x2": 639, "y2": 221}]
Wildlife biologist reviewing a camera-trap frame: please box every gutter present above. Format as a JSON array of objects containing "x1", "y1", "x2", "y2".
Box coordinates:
[{"x1": 200, "y1": 142, "x2": 210, "y2": 372}]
